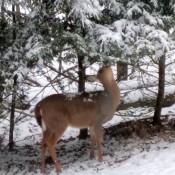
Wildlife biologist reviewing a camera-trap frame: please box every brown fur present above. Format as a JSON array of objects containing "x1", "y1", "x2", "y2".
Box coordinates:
[{"x1": 34, "y1": 66, "x2": 120, "y2": 173}]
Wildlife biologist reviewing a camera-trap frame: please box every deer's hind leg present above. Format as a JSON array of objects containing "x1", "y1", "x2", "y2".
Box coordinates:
[
  {"x1": 42, "y1": 124, "x2": 68, "y2": 173},
  {"x1": 41, "y1": 129, "x2": 52, "y2": 174}
]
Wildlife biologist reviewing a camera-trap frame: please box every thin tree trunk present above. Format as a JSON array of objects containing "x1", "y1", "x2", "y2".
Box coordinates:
[
  {"x1": 15, "y1": 3, "x2": 21, "y2": 23},
  {"x1": 1, "y1": 0, "x2": 4, "y2": 20},
  {"x1": 58, "y1": 58, "x2": 62, "y2": 77},
  {"x1": 9, "y1": 4, "x2": 18, "y2": 151},
  {"x1": 117, "y1": 61, "x2": 128, "y2": 81},
  {"x1": 153, "y1": 54, "x2": 165, "y2": 125},
  {"x1": 0, "y1": 0, "x2": 5, "y2": 117},
  {"x1": 78, "y1": 55, "x2": 85, "y2": 92},
  {"x1": 77, "y1": 55, "x2": 88, "y2": 139},
  {"x1": 9, "y1": 75, "x2": 18, "y2": 151},
  {"x1": 0, "y1": 76, "x2": 4, "y2": 118}
]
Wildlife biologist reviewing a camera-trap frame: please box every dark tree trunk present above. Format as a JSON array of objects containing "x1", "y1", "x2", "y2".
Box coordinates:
[
  {"x1": 78, "y1": 55, "x2": 85, "y2": 93},
  {"x1": 0, "y1": 0, "x2": 5, "y2": 118},
  {"x1": 153, "y1": 54, "x2": 165, "y2": 125},
  {"x1": 9, "y1": 4, "x2": 17, "y2": 151},
  {"x1": 117, "y1": 61, "x2": 128, "y2": 81},
  {"x1": 9, "y1": 74, "x2": 18, "y2": 151},
  {"x1": 77, "y1": 55, "x2": 88, "y2": 139},
  {"x1": 0, "y1": 76, "x2": 4, "y2": 117}
]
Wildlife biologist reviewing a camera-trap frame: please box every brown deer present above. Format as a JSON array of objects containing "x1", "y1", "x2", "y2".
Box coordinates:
[{"x1": 34, "y1": 66, "x2": 120, "y2": 173}]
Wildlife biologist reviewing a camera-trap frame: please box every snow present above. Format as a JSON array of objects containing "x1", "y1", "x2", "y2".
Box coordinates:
[
  {"x1": 143, "y1": 10, "x2": 158, "y2": 26},
  {"x1": 110, "y1": 147, "x2": 175, "y2": 175},
  {"x1": 69, "y1": 0, "x2": 101, "y2": 22},
  {"x1": 127, "y1": 3, "x2": 142, "y2": 19}
]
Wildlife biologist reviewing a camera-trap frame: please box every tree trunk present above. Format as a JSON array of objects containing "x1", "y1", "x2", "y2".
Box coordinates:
[
  {"x1": 0, "y1": 0, "x2": 5, "y2": 117},
  {"x1": 0, "y1": 76, "x2": 4, "y2": 118},
  {"x1": 15, "y1": 3, "x2": 21, "y2": 23},
  {"x1": 0, "y1": 76, "x2": 4, "y2": 117},
  {"x1": 9, "y1": 75, "x2": 18, "y2": 151},
  {"x1": 77, "y1": 55, "x2": 88, "y2": 139},
  {"x1": 117, "y1": 61, "x2": 128, "y2": 81},
  {"x1": 9, "y1": 4, "x2": 18, "y2": 151},
  {"x1": 153, "y1": 54, "x2": 165, "y2": 125}
]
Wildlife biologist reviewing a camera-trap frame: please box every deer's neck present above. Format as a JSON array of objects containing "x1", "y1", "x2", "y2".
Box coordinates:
[
  {"x1": 103, "y1": 80, "x2": 119, "y2": 95},
  {"x1": 103, "y1": 80, "x2": 120, "y2": 107}
]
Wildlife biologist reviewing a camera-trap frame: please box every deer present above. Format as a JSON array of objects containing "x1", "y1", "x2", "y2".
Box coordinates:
[{"x1": 34, "y1": 66, "x2": 120, "y2": 173}]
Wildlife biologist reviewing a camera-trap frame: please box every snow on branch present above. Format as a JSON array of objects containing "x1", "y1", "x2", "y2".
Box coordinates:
[
  {"x1": 126, "y1": 2, "x2": 143, "y2": 19},
  {"x1": 69, "y1": 0, "x2": 101, "y2": 24},
  {"x1": 94, "y1": 24, "x2": 124, "y2": 52}
]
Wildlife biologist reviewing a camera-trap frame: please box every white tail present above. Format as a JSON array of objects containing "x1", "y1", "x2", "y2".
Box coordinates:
[{"x1": 34, "y1": 66, "x2": 120, "y2": 173}]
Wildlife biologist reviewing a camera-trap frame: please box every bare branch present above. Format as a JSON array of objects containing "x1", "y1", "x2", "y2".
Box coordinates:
[
  {"x1": 15, "y1": 108, "x2": 34, "y2": 118},
  {"x1": 25, "y1": 77, "x2": 42, "y2": 87},
  {"x1": 45, "y1": 63, "x2": 78, "y2": 83}
]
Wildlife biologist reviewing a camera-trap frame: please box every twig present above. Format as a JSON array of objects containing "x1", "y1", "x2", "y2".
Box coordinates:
[
  {"x1": 45, "y1": 63, "x2": 78, "y2": 83},
  {"x1": 15, "y1": 109, "x2": 34, "y2": 118},
  {"x1": 25, "y1": 77, "x2": 42, "y2": 87}
]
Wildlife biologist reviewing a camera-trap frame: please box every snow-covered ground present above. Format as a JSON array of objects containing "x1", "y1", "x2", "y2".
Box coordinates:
[{"x1": 1, "y1": 126, "x2": 175, "y2": 175}]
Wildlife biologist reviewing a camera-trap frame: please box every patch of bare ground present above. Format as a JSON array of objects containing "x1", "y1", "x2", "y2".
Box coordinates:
[{"x1": 105, "y1": 116, "x2": 175, "y2": 140}]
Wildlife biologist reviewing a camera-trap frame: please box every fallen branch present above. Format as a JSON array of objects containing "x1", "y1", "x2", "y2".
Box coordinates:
[{"x1": 118, "y1": 93, "x2": 175, "y2": 110}]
